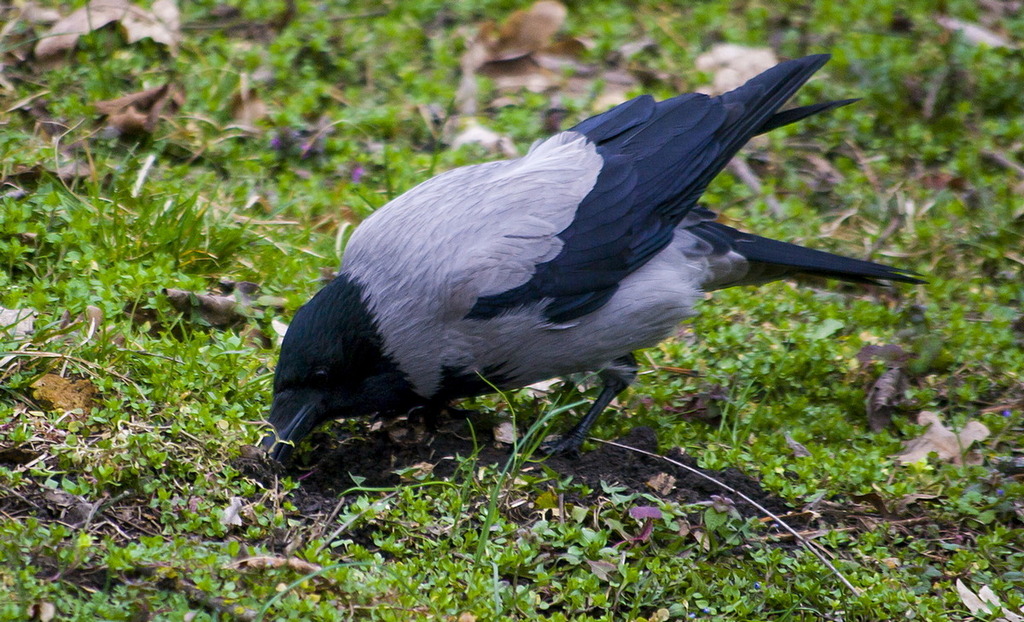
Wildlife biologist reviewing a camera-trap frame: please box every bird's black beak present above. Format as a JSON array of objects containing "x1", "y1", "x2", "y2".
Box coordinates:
[{"x1": 261, "y1": 389, "x2": 326, "y2": 462}]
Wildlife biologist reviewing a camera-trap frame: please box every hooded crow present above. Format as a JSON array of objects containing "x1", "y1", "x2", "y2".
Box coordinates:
[{"x1": 262, "y1": 54, "x2": 921, "y2": 461}]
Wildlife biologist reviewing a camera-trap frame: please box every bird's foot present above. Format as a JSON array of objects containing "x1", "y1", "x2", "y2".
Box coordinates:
[{"x1": 539, "y1": 434, "x2": 583, "y2": 458}]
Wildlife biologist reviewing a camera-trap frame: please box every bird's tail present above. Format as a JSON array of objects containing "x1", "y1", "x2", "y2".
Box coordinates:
[{"x1": 694, "y1": 220, "x2": 924, "y2": 288}]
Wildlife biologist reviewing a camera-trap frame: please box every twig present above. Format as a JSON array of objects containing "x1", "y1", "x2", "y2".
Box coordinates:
[
  {"x1": 591, "y1": 437, "x2": 862, "y2": 596},
  {"x1": 131, "y1": 154, "x2": 156, "y2": 198},
  {"x1": 166, "y1": 575, "x2": 258, "y2": 621},
  {"x1": 3, "y1": 350, "x2": 137, "y2": 387},
  {"x1": 843, "y1": 140, "x2": 881, "y2": 195},
  {"x1": 116, "y1": 347, "x2": 184, "y2": 364},
  {"x1": 312, "y1": 491, "x2": 398, "y2": 556},
  {"x1": 182, "y1": 9, "x2": 389, "y2": 31},
  {"x1": 134, "y1": 565, "x2": 259, "y2": 621},
  {"x1": 982, "y1": 150, "x2": 1024, "y2": 178},
  {"x1": 755, "y1": 516, "x2": 931, "y2": 542},
  {"x1": 728, "y1": 157, "x2": 785, "y2": 218},
  {"x1": 81, "y1": 489, "x2": 135, "y2": 531}
]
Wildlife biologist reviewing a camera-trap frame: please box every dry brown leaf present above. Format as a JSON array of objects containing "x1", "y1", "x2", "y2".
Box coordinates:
[
  {"x1": 893, "y1": 493, "x2": 938, "y2": 514},
  {"x1": 646, "y1": 472, "x2": 676, "y2": 495},
  {"x1": 896, "y1": 411, "x2": 990, "y2": 466},
  {"x1": 400, "y1": 461, "x2": 436, "y2": 480},
  {"x1": 27, "y1": 601, "x2": 57, "y2": 622},
  {"x1": 487, "y1": 0, "x2": 567, "y2": 61},
  {"x1": 227, "y1": 556, "x2": 322, "y2": 574},
  {"x1": 476, "y1": 56, "x2": 558, "y2": 93},
  {"x1": 784, "y1": 433, "x2": 812, "y2": 458},
  {"x1": 450, "y1": 120, "x2": 519, "y2": 157},
  {"x1": 36, "y1": 0, "x2": 130, "y2": 60},
  {"x1": 30, "y1": 374, "x2": 97, "y2": 414},
  {"x1": 93, "y1": 83, "x2": 183, "y2": 136},
  {"x1": 458, "y1": 0, "x2": 573, "y2": 113},
  {"x1": 493, "y1": 420, "x2": 517, "y2": 445},
  {"x1": 230, "y1": 73, "x2": 267, "y2": 129},
  {"x1": 866, "y1": 366, "x2": 908, "y2": 432},
  {"x1": 695, "y1": 44, "x2": 779, "y2": 95},
  {"x1": 5, "y1": 157, "x2": 93, "y2": 184},
  {"x1": 164, "y1": 288, "x2": 247, "y2": 327},
  {"x1": 35, "y1": 0, "x2": 181, "y2": 61}
]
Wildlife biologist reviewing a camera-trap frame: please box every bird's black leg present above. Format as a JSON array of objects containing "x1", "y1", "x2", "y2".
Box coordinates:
[
  {"x1": 543, "y1": 354, "x2": 638, "y2": 456},
  {"x1": 443, "y1": 405, "x2": 481, "y2": 420}
]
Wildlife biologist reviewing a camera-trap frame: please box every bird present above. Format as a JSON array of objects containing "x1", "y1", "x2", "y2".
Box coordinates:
[{"x1": 262, "y1": 54, "x2": 922, "y2": 462}]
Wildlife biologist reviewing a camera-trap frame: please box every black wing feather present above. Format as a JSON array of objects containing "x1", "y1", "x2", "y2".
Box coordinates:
[
  {"x1": 690, "y1": 220, "x2": 924, "y2": 285},
  {"x1": 469, "y1": 54, "x2": 848, "y2": 323}
]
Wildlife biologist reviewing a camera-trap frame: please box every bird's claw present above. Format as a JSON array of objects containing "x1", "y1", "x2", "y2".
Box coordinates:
[{"x1": 539, "y1": 435, "x2": 582, "y2": 458}]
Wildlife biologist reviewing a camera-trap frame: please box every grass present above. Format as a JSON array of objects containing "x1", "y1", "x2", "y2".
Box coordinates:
[{"x1": 1, "y1": 0, "x2": 1023, "y2": 620}]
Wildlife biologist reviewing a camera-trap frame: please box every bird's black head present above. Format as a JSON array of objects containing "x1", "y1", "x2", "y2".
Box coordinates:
[{"x1": 262, "y1": 274, "x2": 416, "y2": 461}]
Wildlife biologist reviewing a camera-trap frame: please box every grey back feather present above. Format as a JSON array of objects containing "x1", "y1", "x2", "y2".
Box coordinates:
[{"x1": 342, "y1": 132, "x2": 603, "y2": 395}]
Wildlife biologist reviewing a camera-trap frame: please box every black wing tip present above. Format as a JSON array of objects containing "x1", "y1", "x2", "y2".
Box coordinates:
[
  {"x1": 788, "y1": 53, "x2": 832, "y2": 71},
  {"x1": 866, "y1": 269, "x2": 927, "y2": 285},
  {"x1": 788, "y1": 261, "x2": 926, "y2": 286}
]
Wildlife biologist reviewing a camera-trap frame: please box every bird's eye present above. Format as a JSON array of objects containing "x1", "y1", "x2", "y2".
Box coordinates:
[{"x1": 311, "y1": 368, "x2": 330, "y2": 385}]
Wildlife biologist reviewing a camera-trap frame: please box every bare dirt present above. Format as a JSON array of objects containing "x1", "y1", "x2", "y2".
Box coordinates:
[{"x1": 244, "y1": 420, "x2": 795, "y2": 522}]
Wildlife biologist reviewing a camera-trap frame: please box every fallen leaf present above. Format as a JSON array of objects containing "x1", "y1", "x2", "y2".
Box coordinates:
[
  {"x1": 646, "y1": 472, "x2": 676, "y2": 495},
  {"x1": 5, "y1": 159, "x2": 93, "y2": 184},
  {"x1": 164, "y1": 286, "x2": 254, "y2": 327},
  {"x1": 476, "y1": 56, "x2": 558, "y2": 93},
  {"x1": 18, "y1": 3, "x2": 64, "y2": 25},
  {"x1": 486, "y1": 0, "x2": 566, "y2": 62},
  {"x1": 30, "y1": 374, "x2": 97, "y2": 414},
  {"x1": 227, "y1": 556, "x2": 322, "y2": 574},
  {"x1": 493, "y1": 420, "x2": 517, "y2": 445},
  {"x1": 695, "y1": 44, "x2": 779, "y2": 95},
  {"x1": 0, "y1": 307, "x2": 35, "y2": 369},
  {"x1": 93, "y1": 83, "x2": 184, "y2": 136},
  {"x1": 400, "y1": 461, "x2": 436, "y2": 480},
  {"x1": 784, "y1": 433, "x2": 812, "y2": 457},
  {"x1": 220, "y1": 497, "x2": 245, "y2": 527},
  {"x1": 935, "y1": 15, "x2": 1014, "y2": 49},
  {"x1": 856, "y1": 343, "x2": 912, "y2": 365},
  {"x1": 271, "y1": 318, "x2": 289, "y2": 343},
  {"x1": 896, "y1": 411, "x2": 990, "y2": 466},
  {"x1": 609, "y1": 37, "x2": 657, "y2": 65},
  {"x1": 893, "y1": 493, "x2": 938, "y2": 514},
  {"x1": 457, "y1": 0, "x2": 580, "y2": 114},
  {"x1": 457, "y1": 613, "x2": 478, "y2": 622},
  {"x1": 27, "y1": 601, "x2": 56, "y2": 622},
  {"x1": 35, "y1": 0, "x2": 181, "y2": 62},
  {"x1": 956, "y1": 579, "x2": 1024, "y2": 621},
  {"x1": 585, "y1": 559, "x2": 618, "y2": 581},
  {"x1": 850, "y1": 491, "x2": 893, "y2": 516},
  {"x1": 450, "y1": 120, "x2": 518, "y2": 157},
  {"x1": 39, "y1": 486, "x2": 95, "y2": 526},
  {"x1": 524, "y1": 378, "x2": 561, "y2": 397},
  {"x1": 81, "y1": 305, "x2": 104, "y2": 344},
  {"x1": 866, "y1": 366, "x2": 909, "y2": 432},
  {"x1": 230, "y1": 73, "x2": 267, "y2": 129}
]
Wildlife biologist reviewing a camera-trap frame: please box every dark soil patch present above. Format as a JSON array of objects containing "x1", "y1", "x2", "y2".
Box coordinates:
[{"x1": 241, "y1": 421, "x2": 795, "y2": 522}]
